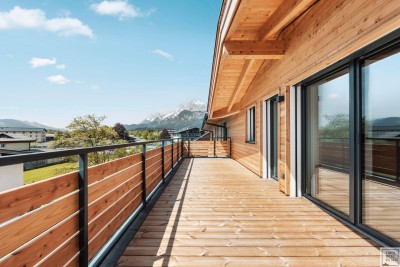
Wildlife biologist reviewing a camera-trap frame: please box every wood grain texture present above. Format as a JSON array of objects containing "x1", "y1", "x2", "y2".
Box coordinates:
[
  {"x1": 117, "y1": 158, "x2": 380, "y2": 267},
  {"x1": 209, "y1": 0, "x2": 400, "y2": 196},
  {"x1": 0, "y1": 171, "x2": 79, "y2": 224},
  {"x1": 0, "y1": 192, "x2": 78, "y2": 257}
]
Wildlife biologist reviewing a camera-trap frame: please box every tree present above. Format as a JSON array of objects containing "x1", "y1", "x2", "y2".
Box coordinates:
[
  {"x1": 320, "y1": 113, "x2": 349, "y2": 139},
  {"x1": 159, "y1": 129, "x2": 171, "y2": 139},
  {"x1": 113, "y1": 123, "x2": 129, "y2": 140},
  {"x1": 52, "y1": 114, "x2": 132, "y2": 165}
]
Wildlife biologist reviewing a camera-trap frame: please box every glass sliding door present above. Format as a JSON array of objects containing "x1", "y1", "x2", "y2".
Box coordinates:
[
  {"x1": 301, "y1": 31, "x2": 400, "y2": 246},
  {"x1": 361, "y1": 47, "x2": 400, "y2": 242},
  {"x1": 305, "y1": 69, "x2": 350, "y2": 215},
  {"x1": 270, "y1": 97, "x2": 279, "y2": 180},
  {"x1": 265, "y1": 96, "x2": 279, "y2": 180}
]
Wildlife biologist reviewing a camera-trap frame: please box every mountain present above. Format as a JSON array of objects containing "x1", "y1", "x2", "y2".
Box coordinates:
[
  {"x1": 0, "y1": 119, "x2": 62, "y2": 131},
  {"x1": 125, "y1": 100, "x2": 207, "y2": 131},
  {"x1": 370, "y1": 117, "x2": 400, "y2": 128}
]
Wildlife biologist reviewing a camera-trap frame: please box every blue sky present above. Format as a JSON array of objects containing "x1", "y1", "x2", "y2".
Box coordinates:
[{"x1": 0, "y1": 0, "x2": 221, "y2": 128}]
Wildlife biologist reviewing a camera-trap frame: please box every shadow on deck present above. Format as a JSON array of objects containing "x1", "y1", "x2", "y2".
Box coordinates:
[{"x1": 116, "y1": 158, "x2": 380, "y2": 267}]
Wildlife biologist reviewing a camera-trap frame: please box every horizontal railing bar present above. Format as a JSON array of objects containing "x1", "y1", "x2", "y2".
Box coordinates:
[{"x1": 0, "y1": 138, "x2": 183, "y2": 167}]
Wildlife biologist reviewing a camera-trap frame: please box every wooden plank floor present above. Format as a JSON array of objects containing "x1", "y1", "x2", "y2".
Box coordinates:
[{"x1": 117, "y1": 158, "x2": 380, "y2": 267}]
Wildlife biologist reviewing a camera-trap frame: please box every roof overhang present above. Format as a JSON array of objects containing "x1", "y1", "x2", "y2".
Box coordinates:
[{"x1": 207, "y1": 0, "x2": 318, "y2": 120}]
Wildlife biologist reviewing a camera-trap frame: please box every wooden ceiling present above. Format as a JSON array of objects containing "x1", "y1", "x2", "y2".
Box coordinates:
[{"x1": 208, "y1": 0, "x2": 318, "y2": 119}]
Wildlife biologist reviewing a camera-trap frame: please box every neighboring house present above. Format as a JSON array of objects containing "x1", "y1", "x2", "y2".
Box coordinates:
[
  {"x1": 174, "y1": 127, "x2": 204, "y2": 140},
  {"x1": 0, "y1": 163, "x2": 24, "y2": 192},
  {"x1": 0, "y1": 133, "x2": 34, "y2": 191},
  {"x1": 205, "y1": 0, "x2": 400, "y2": 247},
  {"x1": 0, "y1": 127, "x2": 47, "y2": 142},
  {"x1": 168, "y1": 130, "x2": 179, "y2": 138},
  {"x1": 45, "y1": 134, "x2": 55, "y2": 141},
  {"x1": 0, "y1": 133, "x2": 35, "y2": 151}
]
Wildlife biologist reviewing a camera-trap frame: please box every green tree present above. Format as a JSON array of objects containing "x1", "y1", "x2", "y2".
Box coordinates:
[
  {"x1": 52, "y1": 114, "x2": 131, "y2": 165},
  {"x1": 320, "y1": 113, "x2": 349, "y2": 139},
  {"x1": 159, "y1": 129, "x2": 171, "y2": 139},
  {"x1": 113, "y1": 123, "x2": 129, "y2": 140}
]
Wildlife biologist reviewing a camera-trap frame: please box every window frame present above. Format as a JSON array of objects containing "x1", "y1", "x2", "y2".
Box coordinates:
[
  {"x1": 298, "y1": 29, "x2": 400, "y2": 247},
  {"x1": 246, "y1": 106, "x2": 256, "y2": 143}
]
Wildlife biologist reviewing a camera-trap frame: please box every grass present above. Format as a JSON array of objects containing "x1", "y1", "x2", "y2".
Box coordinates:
[{"x1": 24, "y1": 162, "x2": 78, "y2": 184}]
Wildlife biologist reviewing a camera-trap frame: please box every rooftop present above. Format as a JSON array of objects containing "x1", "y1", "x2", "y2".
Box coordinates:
[{"x1": 0, "y1": 127, "x2": 47, "y2": 132}]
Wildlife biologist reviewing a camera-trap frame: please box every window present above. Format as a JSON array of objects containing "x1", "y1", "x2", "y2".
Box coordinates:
[
  {"x1": 0, "y1": 144, "x2": 4, "y2": 148},
  {"x1": 301, "y1": 31, "x2": 400, "y2": 246},
  {"x1": 246, "y1": 107, "x2": 255, "y2": 143},
  {"x1": 305, "y1": 68, "x2": 350, "y2": 215},
  {"x1": 361, "y1": 47, "x2": 400, "y2": 243}
]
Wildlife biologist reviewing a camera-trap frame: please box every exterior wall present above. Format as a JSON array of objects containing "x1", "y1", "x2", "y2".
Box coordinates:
[
  {"x1": 223, "y1": 0, "x2": 400, "y2": 194},
  {"x1": 0, "y1": 164, "x2": 24, "y2": 191},
  {"x1": 0, "y1": 130, "x2": 46, "y2": 142},
  {"x1": 1, "y1": 142, "x2": 30, "y2": 151},
  {"x1": 225, "y1": 100, "x2": 261, "y2": 176}
]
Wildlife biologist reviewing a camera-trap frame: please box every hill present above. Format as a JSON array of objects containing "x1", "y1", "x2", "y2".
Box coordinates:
[{"x1": 0, "y1": 119, "x2": 62, "y2": 131}]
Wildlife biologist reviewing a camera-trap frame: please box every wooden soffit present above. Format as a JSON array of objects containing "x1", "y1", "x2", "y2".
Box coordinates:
[{"x1": 208, "y1": 0, "x2": 318, "y2": 120}]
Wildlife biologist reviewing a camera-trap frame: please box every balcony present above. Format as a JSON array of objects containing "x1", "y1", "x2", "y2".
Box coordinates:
[
  {"x1": 117, "y1": 158, "x2": 380, "y2": 267},
  {"x1": 0, "y1": 138, "x2": 382, "y2": 266}
]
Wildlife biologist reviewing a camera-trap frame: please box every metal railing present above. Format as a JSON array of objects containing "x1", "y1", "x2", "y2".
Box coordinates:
[{"x1": 0, "y1": 138, "x2": 185, "y2": 266}]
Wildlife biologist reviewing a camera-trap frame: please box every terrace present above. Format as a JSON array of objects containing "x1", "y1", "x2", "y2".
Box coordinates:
[
  {"x1": 0, "y1": 138, "x2": 384, "y2": 266},
  {"x1": 1, "y1": 0, "x2": 400, "y2": 265}
]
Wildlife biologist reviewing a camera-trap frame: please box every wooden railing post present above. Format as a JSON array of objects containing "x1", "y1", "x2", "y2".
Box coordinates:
[
  {"x1": 171, "y1": 139, "x2": 174, "y2": 169},
  {"x1": 78, "y1": 153, "x2": 88, "y2": 267},
  {"x1": 142, "y1": 144, "x2": 147, "y2": 206},
  {"x1": 161, "y1": 141, "x2": 165, "y2": 183}
]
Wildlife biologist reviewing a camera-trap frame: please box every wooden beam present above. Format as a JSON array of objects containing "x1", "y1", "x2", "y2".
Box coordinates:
[
  {"x1": 258, "y1": 0, "x2": 318, "y2": 40},
  {"x1": 212, "y1": 103, "x2": 241, "y2": 119},
  {"x1": 224, "y1": 40, "x2": 285, "y2": 59},
  {"x1": 227, "y1": 59, "x2": 255, "y2": 112}
]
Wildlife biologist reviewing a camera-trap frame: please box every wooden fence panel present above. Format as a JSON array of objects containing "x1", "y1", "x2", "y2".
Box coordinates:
[
  {"x1": 320, "y1": 140, "x2": 399, "y2": 180},
  {"x1": 0, "y1": 141, "x2": 184, "y2": 265}
]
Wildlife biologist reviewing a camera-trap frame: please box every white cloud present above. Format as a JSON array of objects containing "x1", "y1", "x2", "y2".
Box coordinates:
[
  {"x1": 47, "y1": 75, "x2": 69, "y2": 85},
  {"x1": 152, "y1": 49, "x2": 173, "y2": 61},
  {"x1": 90, "y1": 0, "x2": 153, "y2": 20},
  {"x1": 0, "y1": 6, "x2": 94, "y2": 38},
  {"x1": 91, "y1": 85, "x2": 100, "y2": 90},
  {"x1": 29, "y1": 57, "x2": 56, "y2": 68},
  {"x1": 56, "y1": 64, "x2": 66, "y2": 70}
]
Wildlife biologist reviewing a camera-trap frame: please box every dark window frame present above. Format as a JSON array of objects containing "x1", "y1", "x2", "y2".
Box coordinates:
[
  {"x1": 298, "y1": 29, "x2": 400, "y2": 247},
  {"x1": 246, "y1": 106, "x2": 256, "y2": 143}
]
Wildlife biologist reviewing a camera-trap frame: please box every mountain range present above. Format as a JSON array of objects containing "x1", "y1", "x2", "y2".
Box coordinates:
[
  {"x1": 0, "y1": 100, "x2": 207, "y2": 132},
  {"x1": 0, "y1": 119, "x2": 62, "y2": 131},
  {"x1": 124, "y1": 100, "x2": 207, "y2": 131}
]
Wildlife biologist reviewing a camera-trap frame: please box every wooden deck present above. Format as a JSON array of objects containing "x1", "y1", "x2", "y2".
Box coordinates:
[{"x1": 117, "y1": 158, "x2": 380, "y2": 267}]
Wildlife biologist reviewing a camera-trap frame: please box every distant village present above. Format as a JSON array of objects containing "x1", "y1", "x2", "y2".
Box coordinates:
[{"x1": 0, "y1": 126, "x2": 209, "y2": 191}]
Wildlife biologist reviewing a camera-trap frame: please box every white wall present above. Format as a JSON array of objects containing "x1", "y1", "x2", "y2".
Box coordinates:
[
  {"x1": 0, "y1": 130, "x2": 46, "y2": 142},
  {"x1": 0, "y1": 164, "x2": 24, "y2": 192},
  {"x1": 3, "y1": 142, "x2": 30, "y2": 151}
]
